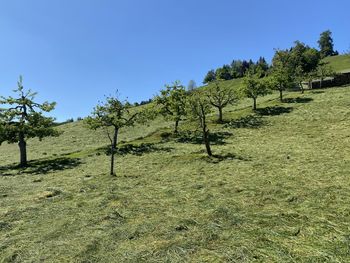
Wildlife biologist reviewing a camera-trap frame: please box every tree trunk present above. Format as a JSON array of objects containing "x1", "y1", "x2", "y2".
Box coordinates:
[
  {"x1": 253, "y1": 98, "x2": 257, "y2": 110},
  {"x1": 320, "y1": 78, "x2": 323, "y2": 89},
  {"x1": 174, "y1": 119, "x2": 179, "y2": 134},
  {"x1": 18, "y1": 132, "x2": 27, "y2": 167},
  {"x1": 279, "y1": 89, "x2": 283, "y2": 102},
  {"x1": 203, "y1": 128, "x2": 212, "y2": 157},
  {"x1": 110, "y1": 127, "x2": 119, "y2": 176},
  {"x1": 218, "y1": 107, "x2": 223, "y2": 123},
  {"x1": 299, "y1": 82, "x2": 304, "y2": 94}
]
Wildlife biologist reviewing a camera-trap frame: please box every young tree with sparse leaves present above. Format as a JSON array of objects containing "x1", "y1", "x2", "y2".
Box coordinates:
[
  {"x1": 207, "y1": 81, "x2": 237, "y2": 123},
  {"x1": 188, "y1": 92, "x2": 213, "y2": 157},
  {"x1": 85, "y1": 95, "x2": 140, "y2": 176},
  {"x1": 0, "y1": 76, "x2": 59, "y2": 167},
  {"x1": 315, "y1": 62, "x2": 335, "y2": 89},
  {"x1": 155, "y1": 81, "x2": 187, "y2": 134},
  {"x1": 240, "y1": 73, "x2": 269, "y2": 110}
]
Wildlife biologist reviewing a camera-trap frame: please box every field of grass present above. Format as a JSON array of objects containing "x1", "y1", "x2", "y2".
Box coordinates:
[
  {"x1": 1, "y1": 85, "x2": 350, "y2": 262},
  {"x1": 323, "y1": 54, "x2": 350, "y2": 73}
]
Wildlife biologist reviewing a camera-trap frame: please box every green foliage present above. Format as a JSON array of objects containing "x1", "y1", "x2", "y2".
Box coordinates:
[
  {"x1": 203, "y1": 69, "x2": 216, "y2": 83},
  {"x1": 318, "y1": 30, "x2": 337, "y2": 58},
  {"x1": 215, "y1": 65, "x2": 232, "y2": 81},
  {"x1": 0, "y1": 76, "x2": 59, "y2": 165},
  {"x1": 155, "y1": 81, "x2": 187, "y2": 133},
  {"x1": 85, "y1": 95, "x2": 138, "y2": 131},
  {"x1": 240, "y1": 72, "x2": 270, "y2": 109},
  {"x1": 207, "y1": 81, "x2": 237, "y2": 122}
]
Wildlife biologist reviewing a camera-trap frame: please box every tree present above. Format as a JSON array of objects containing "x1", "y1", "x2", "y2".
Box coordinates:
[
  {"x1": 318, "y1": 30, "x2": 336, "y2": 58},
  {"x1": 188, "y1": 92, "x2": 213, "y2": 156},
  {"x1": 216, "y1": 65, "x2": 232, "y2": 80},
  {"x1": 271, "y1": 49, "x2": 294, "y2": 101},
  {"x1": 203, "y1": 70, "x2": 216, "y2": 84},
  {"x1": 240, "y1": 73, "x2": 269, "y2": 110},
  {"x1": 0, "y1": 76, "x2": 59, "y2": 167},
  {"x1": 207, "y1": 81, "x2": 237, "y2": 123},
  {"x1": 85, "y1": 95, "x2": 139, "y2": 176},
  {"x1": 315, "y1": 62, "x2": 335, "y2": 89},
  {"x1": 187, "y1": 80, "x2": 197, "y2": 91},
  {"x1": 155, "y1": 81, "x2": 187, "y2": 134}
]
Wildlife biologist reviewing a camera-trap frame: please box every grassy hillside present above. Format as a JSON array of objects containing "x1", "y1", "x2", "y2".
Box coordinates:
[
  {"x1": 1, "y1": 86, "x2": 350, "y2": 262},
  {"x1": 323, "y1": 54, "x2": 350, "y2": 72}
]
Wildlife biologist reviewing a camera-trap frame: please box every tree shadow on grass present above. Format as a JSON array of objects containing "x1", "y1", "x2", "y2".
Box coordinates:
[
  {"x1": 0, "y1": 157, "x2": 82, "y2": 176},
  {"x1": 224, "y1": 114, "x2": 265, "y2": 129},
  {"x1": 202, "y1": 153, "x2": 251, "y2": 163},
  {"x1": 255, "y1": 106, "x2": 293, "y2": 116},
  {"x1": 283, "y1": 97, "x2": 313, "y2": 103},
  {"x1": 176, "y1": 131, "x2": 232, "y2": 145},
  {"x1": 103, "y1": 143, "x2": 174, "y2": 156}
]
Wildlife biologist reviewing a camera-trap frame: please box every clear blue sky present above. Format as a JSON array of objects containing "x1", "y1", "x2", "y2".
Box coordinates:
[{"x1": 0, "y1": 0, "x2": 349, "y2": 121}]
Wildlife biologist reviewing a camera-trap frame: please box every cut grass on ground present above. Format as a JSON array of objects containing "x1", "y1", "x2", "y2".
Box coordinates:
[{"x1": 1, "y1": 87, "x2": 350, "y2": 262}]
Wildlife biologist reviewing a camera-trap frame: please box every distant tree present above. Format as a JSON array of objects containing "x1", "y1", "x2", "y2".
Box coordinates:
[
  {"x1": 155, "y1": 81, "x2": 187, "y2": 134},
  {"x1": 188, "y1": 92, "x2": 213, "y2": 156},
  {"x1": 216, "y1": 65, "x2": 232, "y2": 80},
  {"x1": 0, "y1": 76, "x2": 59, "y2": 167},
  {"x1": 207, "y1": 81, "x2": 237, "y2": 123},
  {"x1": 231, "y1": 60, "x2": 244, "y2": 78},
  {"x1": 271, "y1": 49, "x2": 295, "y2": 101},
  {"x1": 255, "y1": 56, "x2": 269, "y2": 75},
  {"x1": 187, "y1": 80, "x2": 197, "y2": 91},
  {"x1": 315, "y1": 62, "x2": 335, "y2": 89},
  {"x1": 203, "y1": 70, "x2": 216, "y2": 84},
  {"x1": 240, "y1": 72, "x2": 269, "y2": 110},
  {"x1": 318, "y1": 30, "x2": 337, "y2": 58},
  {"x1": 85, "y1": 95, "x2": 139, "y2": 176}
]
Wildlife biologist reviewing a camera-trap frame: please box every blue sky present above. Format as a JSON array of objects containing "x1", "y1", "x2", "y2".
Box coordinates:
[{"x1": 0, "y1": 0, "x2": 349, "y2": 121}]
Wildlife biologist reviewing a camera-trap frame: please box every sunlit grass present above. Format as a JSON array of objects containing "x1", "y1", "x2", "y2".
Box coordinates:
[{"x1": 1, "y1": 86, "x2": 350, "y2": 262}]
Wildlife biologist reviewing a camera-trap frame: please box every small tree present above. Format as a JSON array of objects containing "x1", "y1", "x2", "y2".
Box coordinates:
[
  {"x1": 0, "y1": 76, "x2": 59, "y2": 167},
  {"x1": 155, "y1": 81, "x2": 187, "y2": 134},
  {"x1": 240, "y1": 73, "x2": 269, "y2": 110},
  {"x1": 85, "y1": 95, "x2": 139, "y2": 176},
  {"x1": 188, "y1": 92, "x2": 213, "y2": 156},
  {"x1": 207, "y1": 81, "x2": 237, "y2": 123},
  {"x1": 271, "y1": 49, "x2": 295, "y2": 101},
  {"x1": 316, "y1": 62, "x2": 335, "y2": 88},
  {"x1": 187, "y1": 80, "x2": 197, "y2": 91}
]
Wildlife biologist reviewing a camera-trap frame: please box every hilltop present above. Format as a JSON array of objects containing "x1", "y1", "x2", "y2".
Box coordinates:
[
  {"x1": 1, "y1": 84, "x2": 350, "y2": 262},
  {"x1": 323, "y1": 54, "x2": 350, "y2": 72}
]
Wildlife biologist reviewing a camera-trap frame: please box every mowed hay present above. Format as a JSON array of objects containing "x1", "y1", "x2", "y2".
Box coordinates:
[{"x1": 0, "y1": 87, "x2": 350, "y2": 262}]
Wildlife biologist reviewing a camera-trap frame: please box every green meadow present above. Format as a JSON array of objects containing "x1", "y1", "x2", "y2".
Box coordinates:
[{"x1": 1, "y1": 82, "x2": 350, "y2": 262}]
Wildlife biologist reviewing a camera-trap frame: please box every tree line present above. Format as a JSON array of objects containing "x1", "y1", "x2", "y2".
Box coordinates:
[{"x1": 203, "y1": 30, "x2": 338, "y2": 84}]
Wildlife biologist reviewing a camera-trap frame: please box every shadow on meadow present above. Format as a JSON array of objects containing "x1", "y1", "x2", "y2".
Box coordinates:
[
  {"x1": 224, "y1": 114, "x2": 265, "y2": 129},
  {"x1": 255, "y1": 106, "x2": 293, "y2": 116},
  {"x1": 283, "y1": 97, "x2": 313, "y2": 103},
  {"x1": 175, "y1": 131, "x2": 232, "y2": 145},
  {"x1": 0, "y1": 157, "x2": 82, "y2": 176},
  {"x1": 102, "y1": 142, "x2": 174, "y2": 156}
]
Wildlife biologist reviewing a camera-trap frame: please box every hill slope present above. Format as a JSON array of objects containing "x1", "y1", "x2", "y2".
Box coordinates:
[
  {"x1": 323, "y1": 54, "x2": 350, "y2": 72},
  {"x1": 1, "y1": 87, "x2": 350, "y2": 262}
]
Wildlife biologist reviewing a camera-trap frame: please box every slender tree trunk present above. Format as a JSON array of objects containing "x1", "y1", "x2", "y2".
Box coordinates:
[
  {"x1": 174, "y1": 119, "x2": 179, "y2": 134},
  {"x1": 279, "y1": 89, "x2": 283, "y2": 102},
  {"x1": 299, "y1": 82, "x2": 304, "y2": 94},
  {"x1": 253, "y1": 98, "x2": 257, "y2": 110},
  {"x1": 110, "y1": 127, "x2": 119, "y2": 176},
  {"x1": 200, "y1": 104, "x2": 212, "y2": 157},
  {"x1": 203, "y1": 128, "x2": 212, "y2": 157},
  {"x1": 18, "y1": 132, "x2": 27, "y2": 167},
  {"x1": 218, "y1": 107, "x2": 223, "y2": 123},
  {"x1": 320, "y1": 78, "x2": 323, "y2": 89}
]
